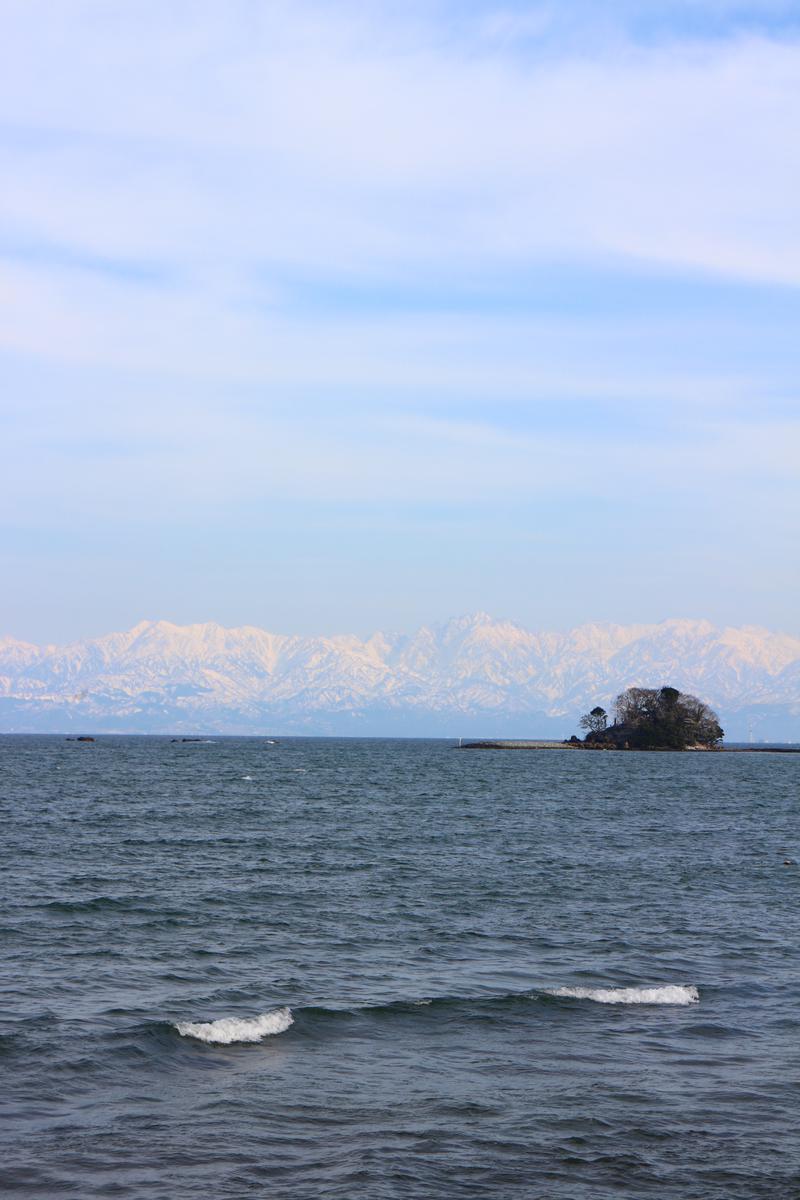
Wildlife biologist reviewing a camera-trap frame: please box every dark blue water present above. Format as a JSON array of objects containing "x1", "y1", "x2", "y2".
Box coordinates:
[{"x1": 2, "y1": 736, "x2": 799, "y2": 1198}]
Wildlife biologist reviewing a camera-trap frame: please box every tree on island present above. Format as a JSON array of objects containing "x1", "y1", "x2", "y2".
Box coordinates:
[
  {"x1": 577, "y1": 686, "x2": 723, "y2": 750},
  {"x1": 579, "y1": 705, "x2": 608, "y2": 734}
]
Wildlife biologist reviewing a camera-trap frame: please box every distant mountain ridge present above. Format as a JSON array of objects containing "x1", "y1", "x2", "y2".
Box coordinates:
[{"x1": 1, "y1": 614, "x2": 799, "y2": 739}]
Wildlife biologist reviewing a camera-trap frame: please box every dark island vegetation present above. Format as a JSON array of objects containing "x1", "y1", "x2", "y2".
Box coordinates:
[{"x1": 570, "y1": 686, "x2": 724, "y2": 750}]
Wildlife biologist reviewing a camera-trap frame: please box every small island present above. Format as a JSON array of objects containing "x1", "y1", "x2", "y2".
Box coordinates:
[
  {"x1": 569, "y1": 686, "x2": 723, "y2": 751},
  {"x1": 460, "y1": 685, "x2": 733, "y2": 751},
  {"x1": 460, "y1": 685, "x2": 800, "y2": 751}
]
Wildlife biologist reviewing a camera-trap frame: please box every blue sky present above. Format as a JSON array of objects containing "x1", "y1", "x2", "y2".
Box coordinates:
[{"x1": 1, "y1": 0, "x2": 799, "y2": 641}]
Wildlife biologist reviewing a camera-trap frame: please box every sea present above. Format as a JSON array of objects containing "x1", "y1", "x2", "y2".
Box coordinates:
[{"x1": 2, "y1": 735, "x2": 799, "y2": 1199}]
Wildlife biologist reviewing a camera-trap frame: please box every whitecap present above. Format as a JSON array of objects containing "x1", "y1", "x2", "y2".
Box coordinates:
[
  {"x1": 546, "y1": 985, "x2": 699, "y2": 1006},
  {"x1": 175, "y1": 1006, "x2": 293, "y2": 1043}
]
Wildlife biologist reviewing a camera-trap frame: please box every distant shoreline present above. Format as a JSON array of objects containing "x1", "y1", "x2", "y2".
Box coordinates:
[{"x1": 0, "y1": 732, "x2": 796, "y2": 751}]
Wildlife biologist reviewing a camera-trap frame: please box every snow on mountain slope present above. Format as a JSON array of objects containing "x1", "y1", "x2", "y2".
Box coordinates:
[{"x1": 1, "y1": 615, "x2": 799, "y2": 737}]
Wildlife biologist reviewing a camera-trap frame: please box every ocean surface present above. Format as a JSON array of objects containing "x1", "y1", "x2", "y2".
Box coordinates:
[{"x1": 2, "y1": 736, "x2": 798, "y2": 1199}]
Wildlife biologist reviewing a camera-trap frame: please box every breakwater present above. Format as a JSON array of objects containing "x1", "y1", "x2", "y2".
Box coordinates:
[
  {"x1": 459, "y1": 740, "x2": 800, "y2": 752},
  {"x1": 458, "y1": 739, "x2": 572, "y2": 750}
]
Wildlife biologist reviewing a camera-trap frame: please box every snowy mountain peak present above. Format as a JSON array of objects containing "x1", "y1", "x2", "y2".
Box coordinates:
[{"x1": 1, "y1": 615, "x2": 799, "y2": 739}]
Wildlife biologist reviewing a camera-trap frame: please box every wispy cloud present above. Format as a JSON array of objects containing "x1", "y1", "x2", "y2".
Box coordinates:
[
  {"x1": 2, "y1": 3, "x2": 800, "y2": 287},
  {"x1": 1, "y1": 1, "x2": 799, "y2": 639}
]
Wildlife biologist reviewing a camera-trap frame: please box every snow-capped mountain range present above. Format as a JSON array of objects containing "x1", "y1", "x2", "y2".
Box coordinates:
[{"x1": 1, "y1": 614, "x2": 799, "y2": 739}]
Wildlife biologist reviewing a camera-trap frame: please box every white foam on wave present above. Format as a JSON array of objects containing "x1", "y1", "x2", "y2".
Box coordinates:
[
  {"x1": 546, "y1": 985, "x2": 699, "y2": 1006},
  {"x1": 175, "y1": 1006, "x2": 293, "y2": 1043}
]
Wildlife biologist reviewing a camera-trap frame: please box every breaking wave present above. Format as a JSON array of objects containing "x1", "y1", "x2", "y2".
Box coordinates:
[
  {"x1": 175, "y1": 1007, "x2": 293, "y2": 1043},
  {"x1": 171, "y1": 986, "x2": 698, "y2": 1045},
  {"x1": 545, "y1": 985, "x2": 699, "y2": 1006}
]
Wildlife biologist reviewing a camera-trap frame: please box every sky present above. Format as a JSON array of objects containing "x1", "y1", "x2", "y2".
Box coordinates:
[{"x1": 1, "y1": 0, "x2": 799, "y2": 643}]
